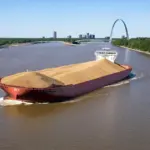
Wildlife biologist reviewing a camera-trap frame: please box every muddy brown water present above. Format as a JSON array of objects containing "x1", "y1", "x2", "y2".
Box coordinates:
[{"x1": 0, "y1": 42, "x2": 150, "y2": 150}]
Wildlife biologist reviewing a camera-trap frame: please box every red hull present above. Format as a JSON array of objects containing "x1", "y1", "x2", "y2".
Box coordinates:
[{"x1": 0, "y1": 65, "x2": 132, "y2": 102}]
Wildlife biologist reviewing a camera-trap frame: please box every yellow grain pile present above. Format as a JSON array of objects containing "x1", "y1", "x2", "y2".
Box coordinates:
[
  {"x1": 40, "y1": 60, "x2": 96, "y2": 77},
  {"x1": 51, "y1": 58, "x2": 125, "y2": 85},
  {"x1": 1, "y1": 58, "x2": 125, "y2": 88},
  {"x1": 1, "y1": 72, "x2": 64, "y2": 88}
]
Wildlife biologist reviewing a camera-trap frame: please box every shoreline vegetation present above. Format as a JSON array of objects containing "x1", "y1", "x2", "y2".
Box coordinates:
[
  {"x1": 0, "y1": 38, "x2": 82, "y2": 48},
  {"x1": 120, "y1": 46, "x2": 150, "y2": 55},
  {"x1": 112, "y1": 37, "x2": 150, "y2": 55}
]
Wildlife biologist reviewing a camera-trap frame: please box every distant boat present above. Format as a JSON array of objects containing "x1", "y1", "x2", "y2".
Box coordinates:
[{"x1": 63, "y1": 41, "x2": 80, "y2": 46}]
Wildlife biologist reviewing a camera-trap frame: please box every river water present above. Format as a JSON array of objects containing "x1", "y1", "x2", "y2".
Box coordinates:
[{"x1": 0, "y1": 42, "x2": 149, "y2": 150}]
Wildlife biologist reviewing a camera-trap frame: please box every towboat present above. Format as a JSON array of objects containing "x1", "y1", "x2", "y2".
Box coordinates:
[
  {"x1": 63, "y1": 41, "x2": 80, "y2": 46},
  {"x1": 0, "y1": 49, "x2": 132, "y2": 102},
  {"x1": 94, "y1": 48, "x2": 118, "y2": 63}
]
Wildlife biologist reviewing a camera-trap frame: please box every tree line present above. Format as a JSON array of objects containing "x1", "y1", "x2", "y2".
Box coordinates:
[
  {"x1": 0, "y1": 38, "x2": 81, "y2": 47},
  {"x1": 112, "y1": 37, "x2": 150, "y2": 52}
]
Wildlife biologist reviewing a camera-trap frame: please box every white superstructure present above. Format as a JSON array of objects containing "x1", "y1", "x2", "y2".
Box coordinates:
[{"x1": 94, "y1": 48, "x2": 118, "y2": 63}]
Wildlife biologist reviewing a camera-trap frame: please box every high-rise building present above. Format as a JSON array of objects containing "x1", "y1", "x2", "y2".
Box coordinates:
[
  {"x1": 89, "y1": 34, "x2": 95, "y2": 39},
  {"x1": 93, "y1": 34, "x2": 95, "y2": 39},
  {"x1": 86, "y1": 33, "x2": 90, "y2": 39},
  {"x1": 89, "y1": 34, "x2": 92, "y2": 39},
  {"x1": 82, "y1": 34, "x2": 86, "y2": 39},
  {"x1": 67, "y1": 35, "x2": 72, "y2": 39},
  {"x1": 79, "y1": 34, "x2": 82, "y2": 39},
  {"x1": 53, "y1": 31, "x2": 57, "y2": 39}
]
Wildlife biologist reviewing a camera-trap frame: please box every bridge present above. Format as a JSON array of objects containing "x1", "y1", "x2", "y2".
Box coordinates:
[{"x1": 76, "y1": 38, "x2": 107, "y2": 43}]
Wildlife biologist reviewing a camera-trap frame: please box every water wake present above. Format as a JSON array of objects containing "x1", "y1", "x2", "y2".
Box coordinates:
[
  {"x1": 105, "y1": 72, "x2": 144, "y2": 88},
  {"x1": 0, "y1": 97, "x2": 34, "y2": 106}
]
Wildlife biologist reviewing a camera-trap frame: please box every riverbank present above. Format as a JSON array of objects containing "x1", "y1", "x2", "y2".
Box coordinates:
[
  {"x1": 0, "y1": 41, "x2": 51, "y2": 49},
  {"x1": 112, "y1": 37, "x2": 150, "y2": 55},
  {"x1": 120, "y1": 46, "x2": 150, "y2": 55},
  {"x1": 9, "y1": 42, "x2": 32, "y2": 47},
  {"x1": 0, "y1": 42, "x2": 33, "y2": 49},
  {"x1": 0, "y1": 38, "x2": 81, "y2": 49}
]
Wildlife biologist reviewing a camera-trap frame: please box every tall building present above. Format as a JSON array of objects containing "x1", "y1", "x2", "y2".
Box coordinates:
[
  {"x1": 53, "y1": 31, "x2": 57, "y2": 39},
  {"x1": 86, "y1": 33, "x2": 90, "y2": 39},
  {"x1": 89, "y1": 34, "x2": 92, "y2": 39},
  {"x1": 79, "y1": 34, "x2": 82, "y2": 39},
  {"x1": 82, "y1": 34, "x2": 86, "y2": 38},
  {"x1": 67, "y1": 35, "x2": 72, "y2": 39},
  {"x1": 89, "y1": 34, "x2": 95, "y2": 39}
]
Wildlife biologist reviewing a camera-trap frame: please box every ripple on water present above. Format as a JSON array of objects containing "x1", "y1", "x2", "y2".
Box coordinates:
[{"x1": 105, "y1": 71, "x2": 144, "y2": 88}]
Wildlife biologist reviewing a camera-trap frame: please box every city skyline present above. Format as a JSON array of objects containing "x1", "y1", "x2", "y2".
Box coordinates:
[
  {"x1": 0, "y1": 0, "x2": 150, "y2": 38},
  {"x1": 53, "y1": 31, "x2": 96, "y2": 39}
]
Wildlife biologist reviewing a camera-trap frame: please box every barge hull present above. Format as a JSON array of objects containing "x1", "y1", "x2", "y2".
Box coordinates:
[
  {"x1": 47, "y1": 65, "x2": 131, "y2": 97},
  {"x1": 0, "y1": 65, "x2": 132, "y2": 102}
]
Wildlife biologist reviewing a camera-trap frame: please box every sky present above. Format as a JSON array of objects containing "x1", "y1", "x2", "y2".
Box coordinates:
[{"x1": 0, "y1": 0, "x2": 150, "y2": 38}]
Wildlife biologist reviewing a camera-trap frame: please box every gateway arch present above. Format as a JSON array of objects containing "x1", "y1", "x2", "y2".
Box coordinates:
[{"x1": 109, "y1": 19, "x2": 129, "y2": 43}]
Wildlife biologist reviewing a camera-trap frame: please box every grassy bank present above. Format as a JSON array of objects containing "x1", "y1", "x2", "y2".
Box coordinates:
[
  {"x1": 0, "y1": 38, "x2": 81, "y2": 48},
  {"x1": 112, "y1": 38, "x2": 150, "y2": 53}
]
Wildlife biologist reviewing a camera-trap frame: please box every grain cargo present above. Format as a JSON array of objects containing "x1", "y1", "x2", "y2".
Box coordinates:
[
  {"x1": 1, "y1": 59, "x2": 125, "y2": 87},
  {"x1": 1, "y1": 72, "x2": 64, "y2": 88}
]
